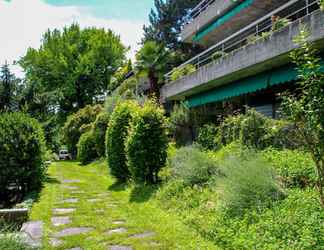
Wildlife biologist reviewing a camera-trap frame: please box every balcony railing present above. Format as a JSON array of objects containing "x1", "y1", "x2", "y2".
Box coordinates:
[
  {"x1": 167, "y1": 0, "x2": 320, "y2": 83},
  {"x1": 184, "y1": 0, "x2": 216, "y2": 25}
]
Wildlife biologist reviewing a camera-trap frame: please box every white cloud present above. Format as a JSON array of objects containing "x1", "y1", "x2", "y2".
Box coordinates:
[{"x1": 0, "y1": 0, "x2": 145, "y2": 77}]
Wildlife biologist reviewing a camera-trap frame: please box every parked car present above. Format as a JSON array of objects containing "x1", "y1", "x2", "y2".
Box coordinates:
[{"x1": 58, "y1": 150, "x2": 71, "y2": 160}]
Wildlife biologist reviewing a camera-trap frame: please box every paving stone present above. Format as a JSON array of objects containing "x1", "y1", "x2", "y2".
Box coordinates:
[
  {"x1": 109, "y1": 246, "x2": 133, "y2": 250},
  {"x1": 20, "y1": 221, "x2": 43, "y2": 247},
  {"x1": 71, "y1": 190, "x2": 85, "y2": 194},
  {"x1": 88, "y1": 198, "x2": 101, "y2": 203},
  {"x1": 62, "y1": 179, "x2": 81, "y2": 184},
  {"x1": 61, "y1": 198, "x2": 79, "y2": 203},
  {"x1": 51, "y1": 216, "x2": 71, "y2": 226},
  {"x1": 129, "y1": 231, "x2": 155, "y2": 239},
  {"x1": 53, "y1": 208, "x2": 75, "y2": 215},
  {"x1": 112, "y1": 220, "x2": 125, "y2": 225},
  {"x1": 49, "y1": 238, "x2": 64, "y2": 247},
  {"x1": 53, "y1": 227, "x2": 94, "y2": 237},
  {"x1": 95, "y1": 209, "x2": 105, "y2": 214},
  {"x1": 66, "y1": 248, "x2": 83, "y2": 250},
  {"x1": 63, "y1": 186, "x2": 79, "y2": 190},
  {"x1": 106, "y1": 227, "x2": 127, "y2": 235}
]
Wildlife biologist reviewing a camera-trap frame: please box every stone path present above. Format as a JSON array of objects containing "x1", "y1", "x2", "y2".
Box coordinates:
[{"x1": 24, "y1": 174, "x2": 158, "y2": 249}]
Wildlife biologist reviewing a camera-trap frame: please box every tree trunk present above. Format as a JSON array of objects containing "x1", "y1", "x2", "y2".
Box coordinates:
[
  {"x1": 315, "y1": 159, "x2": 324, "y2": 207},
  {"x1": 148, "y1": 70, "x2": 160, "y2": 100}
]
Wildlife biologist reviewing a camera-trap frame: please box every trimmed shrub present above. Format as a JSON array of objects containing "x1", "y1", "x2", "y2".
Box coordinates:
[
  {"x1": 197, "y1": 124, "x2": 219, "y2": 150},
  {"x1": 170, "y1": 64, "x2": 196, "y2": 82},
  {"x1": 218, "y1": 151, "x2": 285, "y2": 215},
  {"x1": 170, "y1": 146, "x2": 220, "y2": 186},
  {"x1": 0, "y1": 113, "x2": 46, "y2": 204},
  {"x1": 77, "y1": 131, "x2": 98, "y2": 165},
  {"x1": 92, "y1": 112, "x2": 110, "y2": 157},
  {"x1": 62, "y1": 105, "x2": 102, "y2": 157},
  {"x1": 0, "y1": 234, "x2": 36, "y2": 250},
  {"x1": 126, "y1": 100, "x2": 168, "y2": 184},
  {"x1": 106, "y1": 101, "x2": 139, "y2": 181},
  {"x1": 262, "y1": 148, "x2": 317, "y2": 188}
]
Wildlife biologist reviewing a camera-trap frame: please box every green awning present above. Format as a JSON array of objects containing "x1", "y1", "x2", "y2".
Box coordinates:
[
  {"x1": 187, "y1": 64, "x2": 298, "y2": 108},
  {"x1": 193, "y1": 0, "x2": 254, "y2": 42}
]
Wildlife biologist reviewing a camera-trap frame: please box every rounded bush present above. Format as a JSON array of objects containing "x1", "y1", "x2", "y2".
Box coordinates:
[
  {"x1": 62, "y1": 105, "x2": 102, "y2": 157},
  {"x1": 0, "y1": 112, "x2": 46, "y2": 203},
  {"x1": 126, "y1": 100, "x2": 168, "y2": 184},
  {"x1": 77, "y1": 131, "x2": 98, "y2": 165},
  {"x1": 106, "y1": 101, "x2": 139, "y2": 181},
  {"x1": 92, "y1": 112, "x2": 110, "y2": 157}
]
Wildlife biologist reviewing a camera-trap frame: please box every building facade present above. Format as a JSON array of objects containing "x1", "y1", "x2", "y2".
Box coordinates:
[{"x1": 161, "y1": 0, "x2": 324, "y2": 118}]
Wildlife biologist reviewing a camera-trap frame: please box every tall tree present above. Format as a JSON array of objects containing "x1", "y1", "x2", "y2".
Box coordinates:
[
  {"x1": 143, "y1": 0, "x2": 202, "y2": 63},
  {"x1": 0, "y1": 62, "x2": 21, "y2": 112},
  {"x1": 135, "y1": 41, "x2": 171, "y2": 99},
  {"x1": 19, "y1": 23, "x2": 127, "y2": 115}
]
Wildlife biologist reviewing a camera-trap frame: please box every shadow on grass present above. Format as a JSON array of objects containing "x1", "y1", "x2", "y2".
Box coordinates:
[
  {"x1": 44, "y1": 175, "x2": 61, "y2": 184},
  {"x1": 108, "y1": 181, "x2": 128, "y2": 192},
  {"x1": 129, "y1": 184, "x2": 159, "y2": 203}
]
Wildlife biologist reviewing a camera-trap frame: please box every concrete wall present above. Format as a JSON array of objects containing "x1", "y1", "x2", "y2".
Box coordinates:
[{"x1": 162, "y1": 10, "x2": 324, "y2": 101}]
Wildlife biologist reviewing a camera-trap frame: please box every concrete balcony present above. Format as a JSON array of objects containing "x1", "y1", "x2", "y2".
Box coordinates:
[
  {"x1": 182, "y1": 0, "x2": 289, "y2": 47},
  {"x1": 162, "y1": 10, "x2": 324, "y2": 101}
]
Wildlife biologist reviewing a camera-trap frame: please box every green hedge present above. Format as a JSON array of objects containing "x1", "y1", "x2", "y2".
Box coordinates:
[
  {"x1": 106, "y1": 101, "x2": 139, "y2": 181},
  {"x1": 197, "y1": 124, "x2": 219, "y2": 150},
  {"x1": 92, "y1": 112, "x2": 110, "y2": 157},
  {"x1": 126, "y1": 100, "x2": 168, "y2": 183},
  {"x1": 77, "y1": 131, "x2": 98, "y2": 165},
  {"x1": 0, "y1": 112, "x2": 46, "y2": 204}
]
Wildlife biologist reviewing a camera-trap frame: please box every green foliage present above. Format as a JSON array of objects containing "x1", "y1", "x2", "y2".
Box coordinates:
[
  {"x1": 135, "y1": 41, "x2": 171, "y2": 97},
  {"x1": 211, "y1": 51, "x2": 227, "y2": 61},
  {"x1": 170, "y1": 64, "x2": 196, "y2": 81},
  {"x1": 19, "y1": 23, "x2": 126, "y2": 114},
  {"x1": 77, "y1": 131, "x2": 98, "y2": 165},
  {"x1": 197, "y1": 124, "x2": 219, "y2": 150},
  {"x1": 109, "y1": 59, "x2": 133, "y2": 92},
  {"x1": 262, "y1": 148, "x2": 317, "y2": 188},
  {"x1": 217, "y1": 109, "x2": 301, "y2": 150},
  {"x1": 92, "y1": 112, "x2": 110, "y2": 157},
  {"x1": 320, "y1": 0, "x2": 324, "y2": 11},
  {"x1": 218, "y1": 151, "x2": 284, "y2": 215},
  {"x1": 282, "y1": 28, "x2": 324, "y2": 205},
  {"x1": 169, "y1": 146, "x2": 220, "y2": 186},
  {"x1": 0, "y1": 113, "x2": 46, "y2": 204},
  {"x1": 0, "y1": 234, "x2": 36, "y2": 250},
  {"x1": 126, "y1": 100, "x2": 168, "y2": 183},
  {"x1": 271, "y1": 16, "x2": 291, "y2": 32},
  {"x1": 106, "y1": 101, "x2": 139, "y2": 181},
  {"x1": 62, "y1": 104, "x2": 102, "y2": 157}
]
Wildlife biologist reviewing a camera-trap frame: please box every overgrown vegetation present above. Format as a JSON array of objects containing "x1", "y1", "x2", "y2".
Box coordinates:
[{"x1": 170, "y1": 64, "x2": 196, "y2": 81}]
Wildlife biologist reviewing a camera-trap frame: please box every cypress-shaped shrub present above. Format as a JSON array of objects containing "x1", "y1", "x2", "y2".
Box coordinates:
[
  {"x1": 92, "y1": 112, "x2": 110, "y2": 157},
  {"x1": 106, "y1": 101, "x2": 139, "y2": 181},
  {"x1": 0, "y1": 112, "x2": 46, "y2": 204},
  {"x1": 77, "y1": 131, "x2": 98, "y2": 165},
  {"x1": 126, "y1": 100, "x2": 168, "y2": 184}
]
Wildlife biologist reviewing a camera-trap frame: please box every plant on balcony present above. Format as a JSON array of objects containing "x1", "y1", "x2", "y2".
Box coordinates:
[
  {"x1": 319, "y1": 0, "x2": 324, "y2": 11},
  {"x1": 170, "y1": 64, "x2": 196, "y2": 81},
  {"x1": 211, "y1": 51, "x2": 227, "y2": 61},
  {"x1": 271, "y1": 16, "x2": 291, "y2": 32}
]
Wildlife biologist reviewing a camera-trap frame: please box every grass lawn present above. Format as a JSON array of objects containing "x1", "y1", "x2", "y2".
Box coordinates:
[{"x1": 29, "y1": 160, "x2": 218, "y2": 250}]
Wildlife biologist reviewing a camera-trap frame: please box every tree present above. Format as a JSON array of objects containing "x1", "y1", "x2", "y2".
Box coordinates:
[
  {"x1": 0, "y1": 62, "x2": 21, "y2": 112},
  {"x1": 282, "y1": 28, "x2": 324, "y2": 206},
  {"x1": 143, "y1": 0, "x2": 202, "y2": 63},
  {"x1": 19, "y1": 23, "x2": 126, "y2": 115},
  {"x1": 108, "y1": 59, "x2": 133, "y2": 93},
  {"x1": 135, "y1": 41, "x2": 171, "y2": 99}
]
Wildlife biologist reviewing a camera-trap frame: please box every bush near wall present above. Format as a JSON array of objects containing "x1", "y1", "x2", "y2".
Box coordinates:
[
  {"x1": 126, "y1": 100, "x2": 168, "y2": 184},
  {"x1": 216, "y1": 109, "x2": 302, "y2": 150},
  {"x1": 62, "y1": 105, "x2": 102, "y2": 157},
  {"x1": 106, "y1": 101, "x2": 139, "y2": 181},
  {"x1": 0, "y1": 113, "x2": 46, "y2": 204},
  {"x1": 197, "y1": 124, "x2": 219, "y2": 151},
  {"x1": 77, "y1": 131, "x2": 98, "y2": 165}
]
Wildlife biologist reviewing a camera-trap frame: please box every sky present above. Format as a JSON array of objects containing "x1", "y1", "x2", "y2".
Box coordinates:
[{"x1": 0, "y1": 0, "x2": 154, "y2": 77}]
